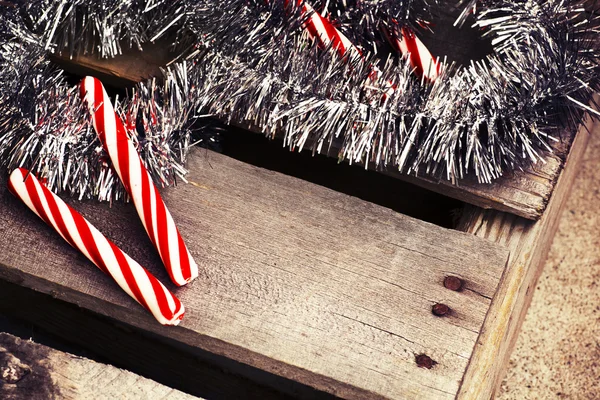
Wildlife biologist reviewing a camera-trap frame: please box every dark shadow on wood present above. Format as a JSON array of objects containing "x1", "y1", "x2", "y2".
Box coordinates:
[
  {"x1": 0, "y1": 280, "x2": 339, "y2": 400},
  {"x1": 217, "y1": 126, "x2": 465, "y2": 229}
]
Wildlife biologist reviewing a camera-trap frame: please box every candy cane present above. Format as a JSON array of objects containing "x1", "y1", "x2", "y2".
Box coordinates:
[
  {"x1": 387, "y1": 26, "x2": 441, "y2": 81},
  {"x1": 295, "y1": 1, "x2": 395, "y2": 97},
  {"x1": 80, "y1": 76, "x2": 198, "y2": 287},
  {"x1": 298, "y1": 1, "x2": 440, "y2": 81},
  {"x1": 300, "y1": 2, "x2": 361, "y2": 60},
  {"x1": 8, "y1": 168, "x2": 185, "y2": 326}
]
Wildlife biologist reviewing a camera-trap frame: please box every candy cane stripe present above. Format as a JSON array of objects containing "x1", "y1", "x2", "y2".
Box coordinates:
[
  {"x1": 81, "y1": 76, "x2": 198, "y2": 286},
  {"x1": 8, "y1": 168, "x2": 185, "y2": 325},
  {"x1": 143, "y1": 267, "x2": 183, "y2": 317},
  {"x1": 301, "y1": 3, "x2": 353, "y2": 59},
  {"x1": 394, "y1": 27, "x2": 441, "y2": 81},
  {"x1": 178, "y1": 235, "x2": 192, "y2": 286},
  {"x1": 109, "y1": 240, "x2": 150, "y2": 309},
  {"x1": 22, "y1": 174, "x2": 54, "y2": 227},
  {"x1": 297, "y1": 1, "x2": 439, "y2": 81},
  {"x1": 44, "y1": 193, "x2": 79, "y2": 251},
  {"x1": 54, "y1": 198, "x2": 97, "y2": 268},
  {"x1": 46, "y1": 182, "x2": 111, "y2": 275},
  {"x1": 149, "y1": 182, "x2": 160, "y2": 246}
]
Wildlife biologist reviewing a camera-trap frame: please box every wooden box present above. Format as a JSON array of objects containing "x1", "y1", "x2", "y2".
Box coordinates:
[{"x1": 0, "y1": 29, "x2": 597, "y2": 399}]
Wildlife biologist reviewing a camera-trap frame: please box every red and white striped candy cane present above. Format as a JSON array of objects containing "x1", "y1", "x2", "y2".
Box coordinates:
[
  {"x1": 297, "y1": 2, "x2": 395, "y2": 96},
  {"x1": 297, "y1": 1, "x2": 440, "y2": 81},
  {"x1": 300, "y1": 2, "x2": 361, "y2": 60},
  {"x1": 387, "y1": 26, "x2": 441, "y2": 81},
  {"x1": 80, "y1": 76, "x2": 198, "y2": 287},
  {"x1": 8, "y1": 168, "x2": 185, "y2": 326}
]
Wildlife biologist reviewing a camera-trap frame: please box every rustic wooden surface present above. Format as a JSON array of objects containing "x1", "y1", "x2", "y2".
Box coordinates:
[
  {"x1": 245, "y1": 122, "x2": 569, "y2": 222},
  {"x1": 455, "y1": 115, "x2": 598, "y2": 399},
  {"x1": 0, "y1": 147, "x2": 509, "y2": 399},
  {"x1": 0, "y1": 333, "x2": 197, "y2": 400},
  {"x1": 388, "y1": 153, "x2": 567, "y2": 221}
]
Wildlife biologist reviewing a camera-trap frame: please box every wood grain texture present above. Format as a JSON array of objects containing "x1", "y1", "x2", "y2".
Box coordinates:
[
  {"x1": 0, "y1": 333, "x2": 197, "y2": 400},
  {"x1": 455, "y1": 115, "x2": 598, "y2": 399},
  {"x1": 0, "y1": 148, "x2": 509, "y2": 399},
  {"x1": 384, "y1": 155, "x2": 565, "y2": 221}
]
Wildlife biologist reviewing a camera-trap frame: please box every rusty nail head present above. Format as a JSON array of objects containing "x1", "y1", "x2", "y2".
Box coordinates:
[
  {"x1": 443, "y1": 276, "x2": 464, "y2": 291},
  {"x1": 415, "y1": 354, "x2": 437, "y2": 369},
  {"x1": 432, "y1": 303, "x2": 450, "y2": 316}
]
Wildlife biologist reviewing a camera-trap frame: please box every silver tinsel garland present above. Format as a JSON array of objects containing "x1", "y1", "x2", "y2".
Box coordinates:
[{"x1": 0, "y1": 0, "x2": 599, "y2": 200}]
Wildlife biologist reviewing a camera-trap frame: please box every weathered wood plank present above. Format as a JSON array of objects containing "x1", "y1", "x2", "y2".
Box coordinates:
[
  {"x1": 0, "y1": 147, "x2": 509, "y2": 399},
  {"x1": 240, "y1": 120, "x2": 569, "y2": 222},
  {"x1": 455, "y1": 113, "x2": 598, "y2": 399},
  {"x1": 384, "y1": 151, "x2": 565, "y2": 221},
  {"x1": 0, "y1": 333, "x2": 197, "y2": 400}
]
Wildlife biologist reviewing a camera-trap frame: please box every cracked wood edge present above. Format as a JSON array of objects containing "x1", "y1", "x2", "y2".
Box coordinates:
[
  {"x1": 455, "y1": 113, "x2": 597, "y2": 400},
  {"x1": 0, "y1": 333, "x2": 197, "y2": 400},
  {"x1": 385, "y1": 154, "x2": 563, "y2": 221}
]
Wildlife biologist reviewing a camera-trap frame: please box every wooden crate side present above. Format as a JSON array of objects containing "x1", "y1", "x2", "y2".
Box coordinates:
[
  {"x1": 384, "y1": 156, "x2": 563, "y2": 221},
  {"x1": 0, "y1": 147, "x2": 509, "y2": 399},
  {"x1": 0, "y1": 333, "x2": 197, "y2": 400},
  {"x1": 456, "y1": 116, "x2": 597, "y2": 399}
]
